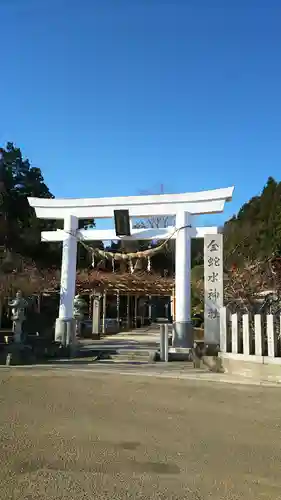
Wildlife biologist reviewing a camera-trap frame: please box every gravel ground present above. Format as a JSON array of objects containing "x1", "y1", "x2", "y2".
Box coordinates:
[{"x1": 0, "y1": 368, "x2": 281, "y2": 499}]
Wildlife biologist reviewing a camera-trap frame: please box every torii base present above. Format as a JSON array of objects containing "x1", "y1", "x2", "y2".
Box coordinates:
[
  {"x1": 172, "y1": 321, "x2": 193, "y2": 349},
  {"x1": 55, "y1": 318, "x2": 76, "y2": 348}
]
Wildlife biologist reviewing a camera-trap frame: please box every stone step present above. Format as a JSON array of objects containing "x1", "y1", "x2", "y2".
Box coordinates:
[
  {"x1": 98, "y1": 358, "x2": 150, "y2": 365},
  {"x1": 109, "y1": 349, "x2": 156, "y2": 363}
]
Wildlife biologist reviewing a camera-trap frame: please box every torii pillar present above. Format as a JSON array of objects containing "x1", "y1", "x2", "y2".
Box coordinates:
[
  {"x1": 173, "y1": 211, "x2": 192, "y2": 348},
  {"x1": 55, "y1": 215, "x2": 78, "y2": 343}
]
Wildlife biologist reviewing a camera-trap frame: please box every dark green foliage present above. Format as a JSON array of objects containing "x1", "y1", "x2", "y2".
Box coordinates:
[
  {"x1": 224, "y1": 177, "x2": 281, "y2": 265},
  {"x1": 0, "y1": 143, "x2": 54, "y2": 262}
]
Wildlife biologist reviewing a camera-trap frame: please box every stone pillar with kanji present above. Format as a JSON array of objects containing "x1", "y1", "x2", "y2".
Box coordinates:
[{"x1": 204, "y1": 234, "x2": 223, "y2": 348}]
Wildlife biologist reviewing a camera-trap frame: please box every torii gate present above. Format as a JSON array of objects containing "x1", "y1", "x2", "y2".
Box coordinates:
[{"x1": 28, "y1": 187, "x2": 234, "y2": 348}]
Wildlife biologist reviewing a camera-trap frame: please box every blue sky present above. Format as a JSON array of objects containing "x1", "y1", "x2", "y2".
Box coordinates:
[{"x1": 1, "y1": 0, "x2": 281, "y2": 228}]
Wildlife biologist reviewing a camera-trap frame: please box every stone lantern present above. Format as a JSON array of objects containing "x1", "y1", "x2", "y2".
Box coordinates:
[
  {"x1": 73, "y1": 294, "x2": 88, "y2": 337},
  {"x1": 8, "y1": 290, "x2": 28, "y2": 343}
]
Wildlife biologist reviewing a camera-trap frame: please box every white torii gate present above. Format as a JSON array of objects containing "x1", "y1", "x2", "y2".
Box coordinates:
[{"x1": 28, "y1": 186, "x2": 234, "y2": 348}]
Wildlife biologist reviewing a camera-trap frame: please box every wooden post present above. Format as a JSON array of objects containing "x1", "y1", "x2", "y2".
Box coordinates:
[
  {"x1": 148, "y1": 295, "x2": 152, "y2": 321},
  {"x1": 37, "y1": 294, "x2": 41, "y2": 314},
  {"x1": 116, "y1": 290, "x2": 120, "y2": 329},
  {"x1": 88, "y1": 293, "x2": 93, "y2": 319},
  {"x1": 254, "y1": 314, "x2": 262, "y2": 356},
  {"x1": 134, "y1": 295, "x2": 138, "y2": 329},
  {"x1": 92, "y1": 289, "x2": 95, "y2": 333},
  {"x1": 160, "y1": 324, "x2": 169, "y2": 362},
  {"x1": 267, "y1": 314, "x2": 276, "y2": 358},
  {"x1": 92, "y1": 290, "x2": 101, "y2": 335},
  {"x1": 141, "y1": 297, "x2": 145, "y2": 326},
  {"x1": 127, "y1": 294, "x2": 130, "y2": 330},
  {"x1": 102, "y1": 290, "x2": 107, "y2": 335},
  {"x1": 242, "y1": 314, "x2": 250, "y2": 355},
  {"x1": 231, "y1": 313, "x2": 238, "y2": 354},
  {"x1": 170, "y1": 294, "x2": 174, "y2": 321}
]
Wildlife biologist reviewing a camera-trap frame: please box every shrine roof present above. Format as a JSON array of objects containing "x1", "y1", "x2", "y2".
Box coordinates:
[
  {"x1": 75, "y1": 270, "x2": 174, "y2": 295},
  {"x1": 0, "y1": 258, "x2": 174, "y2": 298},
  {"x1": 0, "y1": 265, "x2": 174, "y2": 297}
]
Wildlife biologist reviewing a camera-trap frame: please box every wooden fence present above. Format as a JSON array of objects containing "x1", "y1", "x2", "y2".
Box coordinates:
[{"x1": 220, "y1": 307, "x2": 281, "y2": 361}]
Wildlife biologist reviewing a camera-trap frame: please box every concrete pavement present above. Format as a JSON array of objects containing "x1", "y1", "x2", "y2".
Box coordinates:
[
  {"x1": 0, "y1": 368, "x2": 281, "y2": 499},
  {"x1": 4, "y1": 361, "x2": 281, "y2": 387}
]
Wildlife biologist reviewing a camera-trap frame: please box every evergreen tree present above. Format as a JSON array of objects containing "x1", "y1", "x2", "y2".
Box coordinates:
[
  {"x1": 224, "y1": 176, "x2": 281, "y2": 264},
  {"x1": 0, "y1": 143, "x2": 54, "y2": 259}
]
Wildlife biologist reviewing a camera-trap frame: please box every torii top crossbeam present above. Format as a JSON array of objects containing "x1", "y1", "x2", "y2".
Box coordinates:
[{"x1": 28, "y1": 186, "x2": 234, "y2": 219}]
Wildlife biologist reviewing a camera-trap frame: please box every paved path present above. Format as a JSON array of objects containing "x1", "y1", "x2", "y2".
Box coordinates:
[
  {"x1": 81, "y1": 325, "x2": 163, "y2": 347},
  {"x1": 1, "y1": 367, "x2": 281, "y2": 499},
  {"x1": 80, "y1": 324, "x2": 202, "y2": 349}
]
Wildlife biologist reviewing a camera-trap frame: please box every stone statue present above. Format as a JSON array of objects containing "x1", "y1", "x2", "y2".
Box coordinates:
[{"x1": 8, "y1": 290, "x2": 28, "y2": 343}]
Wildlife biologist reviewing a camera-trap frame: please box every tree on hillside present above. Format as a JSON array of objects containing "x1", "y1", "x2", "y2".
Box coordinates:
[
  {"x1": 224, "y1": 177, "x2": 281, "y2": 265},
  {"x1": 0, "y1": 142, "x2": 100, "y2": 270},
  {"x1": 0, "y1": 143, "x2": 55, "y2": 264}
]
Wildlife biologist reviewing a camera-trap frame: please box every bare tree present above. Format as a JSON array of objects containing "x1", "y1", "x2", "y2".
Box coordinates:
[
  {"x1": 192, "y1": 257, "x2": 281, "y2": 315},
  {"x1": 0, "y1": 258, "x2": 58, "y2": 300},
  {"x1": 135, "y1": 185, "x2": 175, "y2": 230}
]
